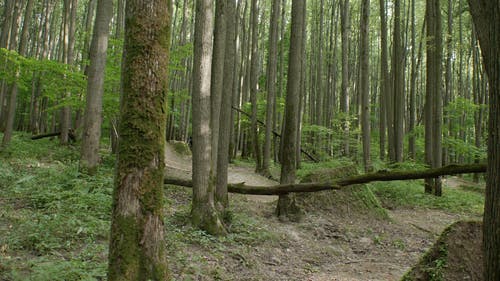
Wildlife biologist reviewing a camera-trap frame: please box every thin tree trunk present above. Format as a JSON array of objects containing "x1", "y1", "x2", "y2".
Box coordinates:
[
  {"x1": 359, "y1": 0, "x2": 370, "y2": 171},
  {"x1": 80, "y1": 0, "x2": 113, "y2": 175}
]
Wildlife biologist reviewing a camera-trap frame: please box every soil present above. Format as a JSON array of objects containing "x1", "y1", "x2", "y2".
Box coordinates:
[{"x1": 163, "y1": 143, "x2": 483, "y2": 281}]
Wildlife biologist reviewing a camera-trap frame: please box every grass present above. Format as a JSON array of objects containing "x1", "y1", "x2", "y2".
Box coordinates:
[
  {"x1": 370, "y1": 180, "x2": 484, "y2": 216},
  {"x1": 0, "y1": 132, "x2": 485, "y2": 280},
  {"x1": 0, "y1": 133, "x2": 277, "y2": 280}
]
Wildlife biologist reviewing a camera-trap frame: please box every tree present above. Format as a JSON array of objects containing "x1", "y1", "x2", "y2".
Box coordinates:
[
  {"x1": 276, "y1": 0, "x2": 306, "y2": 221},
  {"x1": 2, "y1": 0, "x2": 34, "y2": 147},
  {"x1": 80, "y1": 0, "x2": 113, "y2": 175},
  {"x1": 250, "y1": 0, "x2": 262, "y2": 172},
  {"x1": 340, "y1": 0, "x2": 350, "y2": 156},
  {"x1": 467, "y1": 1, "x2": 500, "y2": 279},
  {"x1": 378, "y1": 0, "x2": 389, "y2": 160},
  {"x1": 107, "y1": 0, "x2": 171, "y2": 279},
  {"x1": 216, "y1": 0, "x2": 237, "y2": 212},
  {"x1": 424, "y1": 0, "x2": 443, "y2": 196},
  {"x1": 392, "y1": 0, "x2": 404, "y2": 162},
  {"x1": 359, "y1": 0, "x2": 370, "y2": 172},
  {"x1": 262, "y1": 0, "x2": 280, "y2": 177},
  {"x1": 191, "y1": 0, "x2": 226, "y2": 235}
]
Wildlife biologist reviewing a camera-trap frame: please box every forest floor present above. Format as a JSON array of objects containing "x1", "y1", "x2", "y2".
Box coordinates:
[{"x1": 0, "y1": 134, "x2": 485, "y2": 280}]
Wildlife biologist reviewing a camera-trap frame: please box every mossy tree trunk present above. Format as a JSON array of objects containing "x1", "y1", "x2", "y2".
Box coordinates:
[
  {"x1": 107, "y1": 0, "x2": 171, "y2": 279},
  {"x1": 467, "y1": 1, "x2": 500, "y2": 280}
]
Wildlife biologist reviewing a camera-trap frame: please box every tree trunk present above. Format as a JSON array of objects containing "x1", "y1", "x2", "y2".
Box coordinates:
[
  {"x1": 359, "y1": 0, "x2": 370, "y2": 172},
  {"x1": 378, "y1": 0, "x2": 389, "y2": 161},
  {"x1": 262, "y1": 0, "x2": 280, "y2": 176},
  {"x1": 425, "y1": 0, "x2": 443, "y2": 196},
  {"x1": 216, "y1": 0, "x2": 237, "y2": 212},
  {"x1": 80, "y1": 0, "x2": 113, "y2": 175},
  {"x1": 340, "y1": 0, "x2": 350, "y2": 156},
  {"x1": 210, "y1": 0, "x2": 226, "y2": 175},
  {"x1": 107, "y1": 0, "x2": 171, "y2": 279},
  {"x1": 467, "y1": 1, "x2": 500, "y2": 279},
  {"x1": 276, "y1": 0, "x2": 305, "y2": 221},
  {"x1": 250, "y1": 0, "x2": 262, "y2": 172},
  {"x1": 191, "y1": 0, "x2": 226, "y2": 236},
  {"x1": 392, "y1": 0, "x2": 404, "y2": 163}
]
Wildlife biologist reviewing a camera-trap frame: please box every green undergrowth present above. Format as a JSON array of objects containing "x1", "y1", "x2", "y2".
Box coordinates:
[
  {"x1": 370, "y1": 180, "x2": 484, "y2": 216},
  {"x1": 0, "y1": 133, "x2": 112, "y2": 280},
  {"x1": 0, "y1": 133, "x2": 278, "y2": 281}
]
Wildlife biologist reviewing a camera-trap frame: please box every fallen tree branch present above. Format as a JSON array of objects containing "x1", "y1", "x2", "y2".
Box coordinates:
[
  {"x1": 231, "y1": 106, "x2": 319, "y2": 163},
  {"x1": 31, "y1": 132, "x2": 61, "y2": 140},
  {"x1": 164, "y1": 163, "x2": 487, "y2": 195}
]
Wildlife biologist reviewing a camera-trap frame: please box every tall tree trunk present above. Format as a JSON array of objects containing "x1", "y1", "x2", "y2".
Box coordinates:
[
  {"x1": 379, "y1": 0, "x2": 389, "y2": 161},
  {"x1": 276, "y1": 0, "x2": 305, "y2": 221},
  {"x1": 191, "y1": 0, "x2": 226, "y2": 235},
  {"x1": 359, "y1": 0, "x2": 370, "y2": 171},
  {"x1": 216, "y1": 0, "x2": 237, "y2": 212},
  {"x1": 408, "y1": 0, "x2": 417, "y2": 160},
  {"x1": 80, "y1": 0, "x2": 113, "y2": 175},
  {"x1": 107, "y1": 0, "x2": 171, "y2": 279},
  {"x1": 392, "y1": 0, "x2": 405, "y2": 162},
  {"x1": 263, "y1": 0, "x2": 280, "y2": 176},
  {"x1": 425, "y1": 0, "x2": 443, "y2": 195},
  {"x1": 250, "y1": 0, "x2": 262, "y2": 172},
  {"x1": 210, "y1": 0, "x2": 226, "y2": 175},
  {"x1": 340, "y1": 0, "x2": 350, "y2": 156},
  {"x1": 467, "y1": 1, "x2": 500, "y2": 279}
]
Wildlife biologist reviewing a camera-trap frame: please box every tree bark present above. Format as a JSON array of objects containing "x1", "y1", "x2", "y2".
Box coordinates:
[
  {"x1": 107, "y1": 0, "x2": 171, "y2": 279},
  {"x1": 80, "y1": 0, "x2": 113, "y2": 175},
  {"x1": 276, "y1": 0, "x2": 305, "y2": 221},
  {"x1": 467, "y1": 1, "x2": 500, "y2": 279},
  {"x1": 262, "y1": 0, "x2": 280, "y2": 176},
  {"x1": 191, "y1": 0, "x2": 226, "y2": 236},
  {"x1": 340, "y1": 0, "x2": 350, "y2": 156},
  {"x1": 359, "y1": 0, "x2": 370, "y2": 172}
]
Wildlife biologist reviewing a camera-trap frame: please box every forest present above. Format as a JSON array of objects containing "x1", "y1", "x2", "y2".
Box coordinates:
[{"x1": 0, "y1": 0, "x2": 498, "y2": 280}]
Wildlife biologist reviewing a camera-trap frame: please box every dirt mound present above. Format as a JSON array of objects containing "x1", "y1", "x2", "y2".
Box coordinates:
[
  {"x1": 297, "y1": 165, "x2": 388, "y2": 220},
  {"x1": 402, "y1": 220, "x2": 483, "y2": 281}
]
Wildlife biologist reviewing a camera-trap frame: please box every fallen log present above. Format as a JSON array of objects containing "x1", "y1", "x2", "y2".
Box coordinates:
[
  {"x1": 31, "y1": 130, "x2": 76, "y2": 142},
  {"x1": 164, "y1": 163, "x2": 487, "y2": 195},
  {"x1": 231, "y1": 106, "x2": 319, "y2": 163},
  {"x1": 31, "y1": 132, "x2": 60, "y2": 140}
]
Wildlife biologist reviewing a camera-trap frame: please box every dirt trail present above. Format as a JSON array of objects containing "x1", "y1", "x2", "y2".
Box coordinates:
[
  {"x1": 164, "y1": 142, "x2": 278, "y2": 203},
  {"x1": 164, "y1": 143, "x2": 478, "y2": 280}
]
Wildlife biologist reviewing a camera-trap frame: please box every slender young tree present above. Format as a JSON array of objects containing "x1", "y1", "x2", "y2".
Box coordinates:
[
  {"x1": 216, "y1": 0, "x2": 237, "y2": 211},
  {"x1": 80, "y1": 0, "x2": 113, "y2": 175},
  {"x1": 359, "y1": 0, "x2": 370, "y2": 171},
  {"x1": 379, "y1": 0, "x2": 389, "y2": 160},
  {"x1": 340, "y1": 0, "x2": 350, "y2": 156},
  {"x1": 276, "y1": 0, "x2": 305, "y2": 221},
  {"x1": 467, "y1": 1, "x2": 500, "y2": 279},
  {"x1": 107, "y1": 0, "x2": 171, "y2": 279},
  {"x1": 191, "y1": 0, "x2": 226, "y2": 235},
  {"x1": 250, "y1": 0, "x2": 262, "y2": 172},
  {"x1": 262, "y1": 0, "x2": 280, "y2": 177},
  {"x1": 392, "y1": 0, "x2": 404, "y2": 162}
]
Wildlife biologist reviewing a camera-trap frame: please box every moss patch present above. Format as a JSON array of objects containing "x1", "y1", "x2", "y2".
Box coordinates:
[
  {"x1": 402, "y1": 221, "x2": 483, "y2": 281},
  {"x1": 169, "y1": 140, "x2": 191, "y2": 156},
  {"x1": 297, "y1": 165, "x2": 389, "y2": 220}
]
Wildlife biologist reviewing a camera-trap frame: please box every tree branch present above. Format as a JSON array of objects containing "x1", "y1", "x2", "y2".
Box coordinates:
[
  {"x1": 164, "y1": 163, "x2": 486, "y2": 195},
  {"x1": 231, "y1": 106, "x2": 319, "y2": 163}
]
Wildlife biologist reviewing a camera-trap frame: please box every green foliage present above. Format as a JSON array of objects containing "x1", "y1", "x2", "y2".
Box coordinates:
[
  {"x1": 371, "y1": 180, "x2": 484, "y2": 216},
  {"x1": 0, "y1": 133, "x2": 112, "y2": 280}
]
